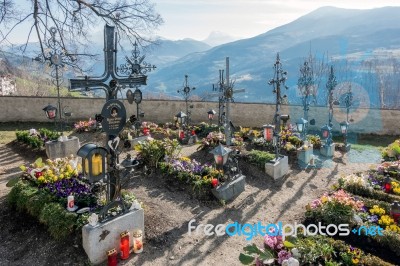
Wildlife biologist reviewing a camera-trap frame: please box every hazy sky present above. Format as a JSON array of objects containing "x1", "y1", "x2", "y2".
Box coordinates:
[{"x1": 152, "y1": 0, "x2": 400, "y2": 41}]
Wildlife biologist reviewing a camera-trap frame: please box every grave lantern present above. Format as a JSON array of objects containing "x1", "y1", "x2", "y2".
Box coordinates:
[
  {"x1": 207, "y1": 109, "x2": 216, "y2": 125},
  {"x1": 296, "y1": 118, "x2": 308, "y2": 134},
  {"x1": 175, "y1": 111, "x2": 187, "y2": 125},
  {"x1": 384, "y1": 175, "x2": 392, "y2": 193},
  {"x1": 77, "y1": 143, "x2": 108, "y2": 183},
  {"x1": 340, "y1": 121, "x2": 349, "y2": 134},
  {"x1": 321, "y1": 124, "x2": 331, "y2": 139},
  {"x1": 390, "y1": 201, "x2": 400, "y2": 223},
  {"x1": 210, "y1": 144, "x2": 232, "y2": 166},
  {"x1": 43, "y1": 104, "x2": 57, "y2": 119},
  {"x1": 262, "y1": 124, "x2": 274, "y2": 142},
  {"x1": 280, "y1": 114, "x2": 290, "y2": 126}
]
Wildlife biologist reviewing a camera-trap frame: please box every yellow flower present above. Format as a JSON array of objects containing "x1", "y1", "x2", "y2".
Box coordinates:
[
  {"x1": 352, "y1": 258, "x2": 359, "y2": 264},
  {"x1": 321, "y1": 195, "x2": 328, "y2": 204},
  {"x1": 378, "y1": 215, "x2": 394, "y2": 226},
  {"x1": 180, "y1": 157, "x2": 191, "y2": 162},
  {"x1": 38, "y1": 176, "x2": 45, "y2": 182},
  {"x1": 59, "y1": 174, "x2": 64, "y2": 179},
  {"x1": 53, "y1": 176, "x2": 58, "y2": 182},
  {"x1": 370, "y1": 205, "x2": 385, "y2": 216}
]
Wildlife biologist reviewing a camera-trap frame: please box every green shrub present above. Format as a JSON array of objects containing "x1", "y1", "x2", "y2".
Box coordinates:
[
  {"x1": 15, "y1": 128, "x2": 60, "y2": 149},
  {"x1": 288, "y1": 135, "x2": 302, "y2": 147},
  {"x1": 134, "y1": 138, "x2": 181, "y2": 168},
  {"x1": 26, "y1": 191, "x2": 55, "y2": 218},
  {"x1": 307, "y1": 134, "x2": 322, "y2": 149},
  {"x1": 39, "y1": 203, "x2": 78, "y2": 240},
  {"x1": 246, "y1": 150, "x2": 275, "y2": 169}
]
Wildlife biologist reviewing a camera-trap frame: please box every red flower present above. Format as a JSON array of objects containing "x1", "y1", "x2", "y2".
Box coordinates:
[
  {"x1": 35, "y1": 171, "x2": 43, "y2": 178},
  {"x1": 211, "y1": 178, "x2": 219, "y2": 188}
]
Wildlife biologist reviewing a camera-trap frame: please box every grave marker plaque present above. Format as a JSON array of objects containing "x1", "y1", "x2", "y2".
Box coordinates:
[{"x1": 100, "y1": 99, "x2": 127, "y2": 136}]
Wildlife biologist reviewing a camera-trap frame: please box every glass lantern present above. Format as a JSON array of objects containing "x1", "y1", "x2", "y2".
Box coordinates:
[
  {"x1": 207, "y1": 109, "x2": 216, "y2": 120},
  {"x1": 77, "y1": 143, "x2": 108, "y2": 183},
  {"x1": 390, "y1": 201, "x2": 400, "y2": 223},
  {"x1": 210, "y1": 144, "x2": 232, "y2": 166},
  {"x1": 340, "y1": 121, "x2": 349, "y2": 134},
  {"x1": 175, "y1": 111, "x2": 187, "y2": 125},
  {"x1": 321, "y1": 124, "x2": 331, "y2": 139},
  {"x1": 262, "y1": 124, "x2": 274, "y2": 142},
  {"x1": 296, "y1": 117, "x2": 308, "y2": 134},
  {"x1": 384, "y1": 175, "x2": 392, "y2": 193},
  {"x1": 43, "y1": 104, "x2": 57, "y2": 119}
]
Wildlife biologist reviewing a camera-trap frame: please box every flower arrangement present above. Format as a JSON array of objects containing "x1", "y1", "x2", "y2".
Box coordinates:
[
  {"x1": 197, "y1": 131, "x2": 225, "y2": 151},
  {"x1": 74, "y1": 118, "x2": 96, "y2": 133},
  {"x1": 20, "y1": 157, "x2": 81, "y2": 184},
  {"x1": 15, "y1": 128, "x2": 61, "y2": 148},
  {"x1": 159, "y1": 157, "x2": 223, "y2": 191},
  {"x1": 381, "y1": 139, "x2": 400, "y2": 160}
]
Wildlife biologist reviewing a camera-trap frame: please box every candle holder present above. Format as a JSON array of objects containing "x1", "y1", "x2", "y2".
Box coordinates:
[
  {"x1": 107, "y1": 248, "x2": 118, "y2": 266},
  {"x1": 120, "y1": 231, "x2": 130, "y2": 260},
  {"x1": 132, "y1": 229, "x2": 143, "y2": 254}
]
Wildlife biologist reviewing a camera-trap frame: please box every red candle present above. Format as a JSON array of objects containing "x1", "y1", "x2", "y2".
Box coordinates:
[
  {"x1": 120, "y1": 231, "x2": 130, "y2": 260},
  {"x1": 179, "y1": 131, "x2": 185, "y2": 139},
  {"x1": 107, "y1": 248, "x2": 117, "y2": 266},
  {"x1": 385, "y1": 182, "x2": 391, "y2": 193},
  {"x1": 216, "y1": 155, "x2": 223, "y2": 165}
]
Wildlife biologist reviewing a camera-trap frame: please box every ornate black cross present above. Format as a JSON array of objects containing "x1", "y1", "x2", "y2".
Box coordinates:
[{"x1": 69, "y1": 25, "x2": 147, "y2": 100}]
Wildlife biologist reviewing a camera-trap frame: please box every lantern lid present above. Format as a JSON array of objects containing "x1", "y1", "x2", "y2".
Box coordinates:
[
  {"x1": 107, "y1": 248, "x2": 117, "y2": 255},
  {"x1": 133, "y1": 229, "x2": 143, "y2": 237},
  {"x1": 210, "y1": 144, "x2": 232, "y2": 157},
  {"x1": 175, "y1": 111, "x2": 187, "y2": 118},
  {"x1": 340, "y1": 121, "x2": 349, "y2": 126},
  {"x1": 42, "y1": 104, "x2": 57, "y2": 111},
  {"x1": 262, "y1": 124, "x2": 274, "y2": 129},
  {"x1": 77, "y1": 143, "x2": 108, "y2": 158},
  {"x1": 120, "y1": 231, "x2": 130, "y2": 238},
  {"x1": 207, "y1": 109, "x2": 216, "y2": 115},
  {"x1": 321, "y1": 124, "x2": 331, "y2": 131},
  {"x1": 296, "y1": 117, "x2": 308, "y2": 125}
]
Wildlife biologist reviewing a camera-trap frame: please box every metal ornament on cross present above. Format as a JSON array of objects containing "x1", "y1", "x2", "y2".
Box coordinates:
[{"x1": 69, "y1": 25, "x2": 150, "y2": 100}]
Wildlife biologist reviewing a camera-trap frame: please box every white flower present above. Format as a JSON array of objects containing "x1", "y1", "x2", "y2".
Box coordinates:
[
  {"x1": 291, "y1": 248, "x2": 301, "y2": 259},
  {"x1": 282, "y1": 258, "x2": 300, "y2": 266}
]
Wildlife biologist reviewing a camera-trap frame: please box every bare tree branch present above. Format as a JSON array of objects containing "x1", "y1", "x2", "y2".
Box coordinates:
[{"x1": 0, "y1": 0, "x2": 163, "y2": 63}]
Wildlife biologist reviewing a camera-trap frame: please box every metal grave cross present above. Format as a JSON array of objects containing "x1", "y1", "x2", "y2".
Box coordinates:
[
  {"x1": 211, "y1": 57, "x2": 245, "y2": 145},
  {"x1": 69, "y1": 25, "x2": 147, "y2": 100}
]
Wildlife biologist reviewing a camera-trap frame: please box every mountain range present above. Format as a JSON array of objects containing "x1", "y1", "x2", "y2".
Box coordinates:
[{"x1": 2, "y1": 6, "x2": 400, "y2": 107}]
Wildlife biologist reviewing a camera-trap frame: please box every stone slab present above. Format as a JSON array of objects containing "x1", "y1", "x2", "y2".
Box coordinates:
[
  {"x1": 82, "y1": 208, "x2": 144, "y2": 265},
  {"x1": 265, "y1": 156, "x2": 289, "y2": 180},
  {"x1": 45, "y1": 136, "x2": 80, "y2": 159},
  {"x1": 320, "y1": 143, "x2": 336, "y2": 157},
  {"x1": 297, "y1": 147, "x2": 313, "y2": 165},
  {"x1": 212, "y1": 175, "x2": 245, "y2": 201}
]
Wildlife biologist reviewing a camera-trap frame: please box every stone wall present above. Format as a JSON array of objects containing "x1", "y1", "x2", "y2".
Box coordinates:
[{"x1": 0, "y1": 96, "x2": 398, "y2": 135}]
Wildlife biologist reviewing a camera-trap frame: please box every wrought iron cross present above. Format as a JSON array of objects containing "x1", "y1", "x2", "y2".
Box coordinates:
[
  {"x1": 297, "y1": 57, "x2": 316, "y2": 137},
  {"x1": 212, "y1": 58, "x2": 245, "y2": 145},
  {"x1": 325, "y1": 65, "x2": 337, "y2": 146},
  {"x1": 69, "y1": 25, "x2": 147, "y2": 100},
  {"x1": 268, "y1": 53, "x2": 289, "y2": 160}
]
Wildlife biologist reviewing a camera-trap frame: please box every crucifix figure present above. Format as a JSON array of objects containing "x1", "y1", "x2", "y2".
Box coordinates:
[{"x1": 69, "y1": 25, "x2": 147, "y2": 100}]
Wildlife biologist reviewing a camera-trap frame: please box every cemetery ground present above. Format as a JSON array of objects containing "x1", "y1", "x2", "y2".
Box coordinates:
[{"x1": 0, "y1": 122, "x2": 399, "y2": 265}]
